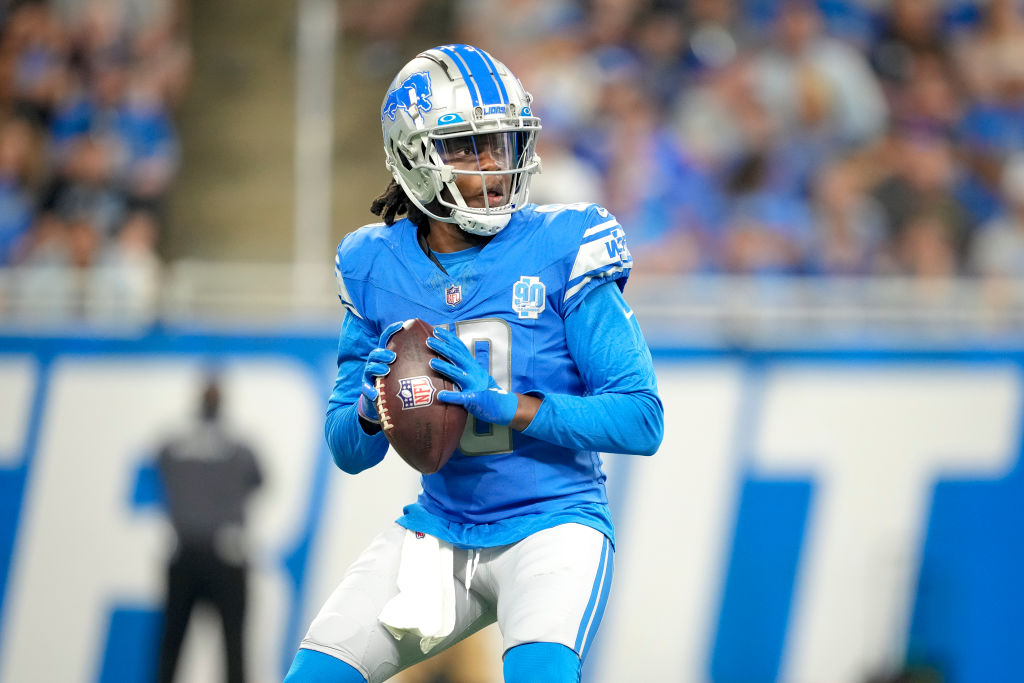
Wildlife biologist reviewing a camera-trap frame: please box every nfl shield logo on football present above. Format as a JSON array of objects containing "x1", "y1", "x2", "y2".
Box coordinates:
[
  {"x1": 398, "y1": 376, "x2": 435, "y2": 409},
  {"x1": 445, "y1": 284, "x2": 462, "y2": 306}
]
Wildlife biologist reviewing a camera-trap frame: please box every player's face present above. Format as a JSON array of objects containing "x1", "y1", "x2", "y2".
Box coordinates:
[{"x1": 434, "y1": 133, "x2": 519, "y2": 209}]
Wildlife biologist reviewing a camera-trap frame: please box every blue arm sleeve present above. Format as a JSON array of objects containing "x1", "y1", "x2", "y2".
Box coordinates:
[
  {"x1": 324, "y1": 312, "x2": 390, "y2": 474},
  {"x1": 521, "y1": 281, "x2": 664, "y2": 455}
]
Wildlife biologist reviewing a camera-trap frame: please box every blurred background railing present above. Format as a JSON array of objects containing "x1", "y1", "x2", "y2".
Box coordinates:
[{"x1": 8, "y1": 263, "x2": 1024, "y2": 347}]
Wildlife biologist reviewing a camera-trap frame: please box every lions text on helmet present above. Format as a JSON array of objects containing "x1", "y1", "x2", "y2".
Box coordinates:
[{"x1": 380, "y1": 44, "x2": 542, "y2": 236}]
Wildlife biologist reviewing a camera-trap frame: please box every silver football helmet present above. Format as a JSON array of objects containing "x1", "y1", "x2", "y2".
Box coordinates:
[{"x1": 380, "y1": 44, "x2": 542, "y2": 236}]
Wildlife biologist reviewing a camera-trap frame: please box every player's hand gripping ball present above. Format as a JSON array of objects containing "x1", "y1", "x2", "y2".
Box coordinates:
[
  {"x1": 427, "y1": 325, "x2": 520, "y2": 426},
  {"x1": 357, "y1": 321, "x2": 404, "y2": 424},
  {"x1": 375, "y1": 319, "x2": 468, "y2": 474}
]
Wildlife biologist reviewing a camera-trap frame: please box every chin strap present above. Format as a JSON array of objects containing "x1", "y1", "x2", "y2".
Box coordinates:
[
  {"x1": 452, "y1": 210, "x2": 511, "y2": 236},
  {"x1": 389, "y1": 157, "x2": 515, "y2": 237},
  {"x1": 437, "y1": 168, "x2": 512, "y2": 236}
]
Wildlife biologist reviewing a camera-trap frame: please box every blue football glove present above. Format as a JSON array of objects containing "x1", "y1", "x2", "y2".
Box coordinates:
[
  {"x1": 357, "y1": 320, "x2": 404, "y2": 423},
  {"x1": 427, "y1": 325, "x2": 519, "y2": 426}
]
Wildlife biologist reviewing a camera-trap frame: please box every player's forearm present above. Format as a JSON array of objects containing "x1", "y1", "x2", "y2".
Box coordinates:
[
  {"x1": 509, "y1": 393, "x2": 542, "y2": 431},
  {"x1": 521, "y1": 389, "x2": 664, "y2": 455},
  {"x1": 324, "y1": 401, "x2": 389, "y2": 474}
]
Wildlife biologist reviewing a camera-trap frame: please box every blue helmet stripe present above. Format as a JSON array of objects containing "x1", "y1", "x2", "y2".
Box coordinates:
[
  {"x1": 438, "y1": 44, "x2": 504, "y2": 107},
  {"x1": 460, "y1": 44, "x2": 509, "y2": 104},
  {"x1": 435, "y1": 45, "x2": 480, "y2": 106}
]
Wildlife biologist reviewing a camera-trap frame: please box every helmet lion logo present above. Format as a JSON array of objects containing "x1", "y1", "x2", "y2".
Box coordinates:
[{"x1": 382, "y1": 72, "x2": 433, "y2": 122}]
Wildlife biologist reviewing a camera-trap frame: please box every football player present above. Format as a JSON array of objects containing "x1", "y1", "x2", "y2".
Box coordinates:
[{"x1": 285, "y1": 44, "x2": 664, "y2": 683}]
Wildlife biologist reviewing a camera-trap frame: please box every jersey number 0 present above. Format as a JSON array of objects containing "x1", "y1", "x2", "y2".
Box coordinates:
[{"x1": 452, "y1": 318, "x2": 514, "y2": 456}]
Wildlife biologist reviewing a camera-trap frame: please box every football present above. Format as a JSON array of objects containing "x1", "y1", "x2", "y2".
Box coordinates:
[{"x1": 375, "y1": 318, "x2": 467, "y2": 474}]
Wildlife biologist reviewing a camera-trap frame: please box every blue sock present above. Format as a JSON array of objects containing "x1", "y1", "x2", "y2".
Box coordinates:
[
  {"x1": 503, "y1": 642, "x2": 581, "y2": 683},
  {"x1": 283, "y1": 648, "x2": 367, "y2": 682}
]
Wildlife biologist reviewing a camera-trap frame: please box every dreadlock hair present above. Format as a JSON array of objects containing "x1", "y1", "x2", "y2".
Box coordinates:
[{"x1": 370, "y1": 179, "x2": 429, "y2": 229}]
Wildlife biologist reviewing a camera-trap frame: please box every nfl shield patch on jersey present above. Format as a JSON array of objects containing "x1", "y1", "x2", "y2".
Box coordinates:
[{"x1": 446, "y1": 284, "x2": 462, "y2": 307}]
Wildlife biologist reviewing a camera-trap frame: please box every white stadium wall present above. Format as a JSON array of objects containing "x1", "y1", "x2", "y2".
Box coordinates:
[{"x1": 0, "y1": 332, "x2": 1021, "y2": 683}]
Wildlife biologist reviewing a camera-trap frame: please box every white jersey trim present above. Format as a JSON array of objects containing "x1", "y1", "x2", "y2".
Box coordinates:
[
  {"x1": 335, "y1": 254, "x2": 362, "y2": 319},
  {"x1": 564, "y1": 222, "x2": 631, "y2": 303}
]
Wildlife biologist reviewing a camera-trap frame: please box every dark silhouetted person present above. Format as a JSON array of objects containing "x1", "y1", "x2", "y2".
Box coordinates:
[{"x1": 155, "y1": 376, "x2": 263, "y2": 683}]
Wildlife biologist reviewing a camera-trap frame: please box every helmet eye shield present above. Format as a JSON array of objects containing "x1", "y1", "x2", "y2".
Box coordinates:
[
  {"x1": 434, "y1": 132, "x2": 517, "y2": 169},
  {"x1": 427, "y1": 128, "x2": 538, "y2": 212}
]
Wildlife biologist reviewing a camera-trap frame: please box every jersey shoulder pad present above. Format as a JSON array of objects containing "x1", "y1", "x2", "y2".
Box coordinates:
[
  {"x1": 533, "y1": 203, "x2": 632, "y2": 311},
  {"x1": 334, "y1": 221, "x2": 389, "y2": 318}
]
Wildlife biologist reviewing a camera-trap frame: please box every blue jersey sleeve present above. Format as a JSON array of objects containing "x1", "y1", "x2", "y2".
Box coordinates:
[
  {"x1": 521, "y1": 280, "x2": 663, "y2": 455},
  {"x1": 332, "y1": 222, "x2": 392, "y2": 320},
  {"x1": 559, "y1": 204, "x2": 632, "y2": 317},
  {"x1": 324, "y1": 310, "x2": 390, "y2": 474}
]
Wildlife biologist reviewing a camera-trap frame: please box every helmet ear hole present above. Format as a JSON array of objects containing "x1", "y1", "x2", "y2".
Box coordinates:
[
  {"x1": 391, "y1": 144, "x2": 438, "y2": 204},
  {"x1": 396, "y1": 148, "x2": 415, "y2": 172}
]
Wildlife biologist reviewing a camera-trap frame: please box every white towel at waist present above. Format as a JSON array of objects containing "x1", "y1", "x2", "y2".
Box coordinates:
[{"x1": 378, "y1": 529, "x2": 456, "y2": 654}]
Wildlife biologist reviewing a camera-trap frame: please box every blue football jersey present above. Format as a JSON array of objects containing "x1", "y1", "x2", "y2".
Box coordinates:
[{"x1": 333, "y1": 203, "x2": 647, "y2": 547}]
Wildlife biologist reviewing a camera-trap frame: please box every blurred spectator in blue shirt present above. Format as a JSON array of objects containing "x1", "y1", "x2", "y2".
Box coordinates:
[
  {"x1": 718, "y1": 151, "x2": 813, "y2": 276},
  {"x1": 0, "y1": 118, "x2": 40, "y2": 266},
  {"x1": 631, "y1": 5, "x2": 689, "y2": 109},
  {"x1": 586, "y1": 58, "x2": 724, "y2": 274},
  {"x1": 751, "y1": 0, "x2": 888, "y2": 150},
  {"x1": 49, "y1": 48, "x2": 178, "y2": 213},
  {"x1": 672, "y1": 55, "x2": 773, "y2": 180},
  {"x1": 5, "y1": 3, "x2": 71, "y2": 129},
  {"x1": 806, "y1": 157, "x2": 886, "y2": 276},
  {"x1": 951, "y1": 0, "x2": 1024, "y2": 227}
]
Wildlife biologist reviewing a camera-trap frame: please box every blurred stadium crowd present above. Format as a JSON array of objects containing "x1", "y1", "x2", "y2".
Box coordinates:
[
  {"x1": 6, "y1": 0, "x2": 1024, "y2": 321},
  {"x1": 431, "y1": 0, "x2": 1024, "y2": 283},
  {"x1": 0, "y1": 0, "x2": 186, "y2": 320}
]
